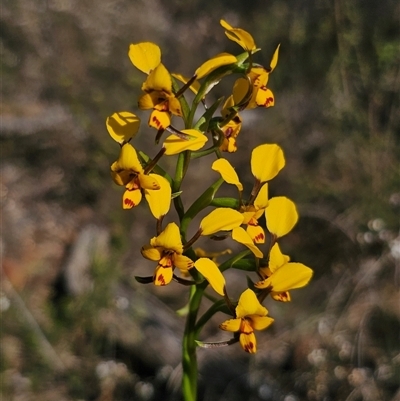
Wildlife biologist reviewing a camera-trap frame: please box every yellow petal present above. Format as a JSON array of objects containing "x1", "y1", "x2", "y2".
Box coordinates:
[
  {"x1": 268, "y1": 243, "x2": 290, "y2": 273},
  {"x1": 144, "y1": 174, "x2": 171, "y2": 219},
  {"x1": 141, "y1": 245, "x2": 162, "y2": 261},
  {"x1": 270, "y1": 44, "x2": 280, "y2": 72},
  {"x1": 220, "y1": 19, "x2": 234, "y2": 30},
  {"x1": 253, "y1": 71, "x2": 269, "y2": 88},
  {"x1": 138, "y1": 173, "x2": 160, "y2": 190},
  {"x1": 232, "y1": 77, "x2": 252, "y2": 105},
  {"x1": 256, "y1": 87, "x2": 274, "y2": 108},
  {"x1": 163, "y1": 129, "x2": 208, "y2": 155},
  {"x1": 254, "y1": 183, "x2": 269, "y2": 210},
  {"x1": 122, "y1": 188, "x2": 142, "y2": 209},
  {"x1": 106, "y1": 112, "x2": 140, "y2": 144},
  {"x1": 117, "y1": 143, "x2": 144, "y2": 173},
  {"x1": 219, "y1": 318, "x2": 241, "y2": 332},
  {"x1": 173, "y1": 254, "x2": 194, "y2": 270},
  {"x1": 246, "y1": 224, "x2": 266, "y2": 244},
  {"x1": 128, "y1": 42, "x2": 161, "y2": 74},
  {"x1": 194, "y1": 258, "x2": 225, "y2": 296},
  {"x1": 200, "y1": 208, "x2": 244, "y2": 236},
  {"x1": 149, "y1": 109, "x2": 171, "y2": 131},
  {"x1": 239, "y1": 332, "x2": 257, "y2": 353},
  {"x1": 153, "y1": 222, "x2": 183, "y2": 254},
  {"x1": 110, "y1": 167, "x2": 132, "y2": 186},
  {"x1": 220, "y1": 20, "x2": 256, "y2": 52},
  {"x1": 236, "y1": 289, "x2": 267, "y2": 318},
  {"x1": 171, "y1": 73, "x2": 200, "y2": 95},
  {"x1": 231, "y1": 227, "x2": 263, "y2": 258},
  {"x1": 249, "y1": 315, "x2": 274, "y2": 331},
  {"x1": 138, "y1": 92, "x2": 159, "y2": 110},
  {"x1": 265, "y1": 196, "x2": 298, "y2": 237},
  {"x1": 220, "y1": 136, "x2": 238, "y2": 153},
  {"x1": 251, "y1": 144, "x2": 285, "y2": 183},
  {"x1": 255, "y1": 262, "x2": 313, "y2": 292},
  {"x1": 166, "y1": 97, "x2": 182, "y2": 117},
  {"x1": 142, "y1": 63, "x2": 172, "y2": 93},
  {"x1": 212, "y1": 158, "x2": 243, "y2": 191},
  {"x1": 195, "y1": 53, "x2": 237, "y2": 79},
  {"x1": 153, "y1": 265, "x2": 173, "y2": 286}
]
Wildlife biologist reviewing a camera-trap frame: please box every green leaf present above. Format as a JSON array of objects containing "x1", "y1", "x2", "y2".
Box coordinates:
[
  {"x1": 231, "y1": 258, "x2": 257, "y2": 272},
  {"x1": 210, "y1": 197, "x2": 240, "y2": 209},
  {"x1": 219, "y1": 250, "x2": 251, "y2": 273}
]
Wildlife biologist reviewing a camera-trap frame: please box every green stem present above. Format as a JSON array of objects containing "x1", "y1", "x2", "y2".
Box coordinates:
[{"x1": 182, "y1": 283, "x2": 206, "y2": 401}]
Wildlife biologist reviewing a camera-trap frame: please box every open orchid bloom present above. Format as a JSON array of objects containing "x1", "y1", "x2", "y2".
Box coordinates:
[
  {"x1": 220, "y1": 289, "x2": 274, "y2": 353},
  {"x1": 139, "y1": 63, "x2": 183, "y2": 130},
  {"x1": 230, "y1": 45, "x2": 280, "y2": 109},
  {"x1": 110, "y1": 143, "x2": 162, "y2": 210},
  {"x1": 255, "y1": 243, "x2": 313, "y2": 301},
  {"x1": 141, "y1": 222, "x2": 194, "y2": 286}
]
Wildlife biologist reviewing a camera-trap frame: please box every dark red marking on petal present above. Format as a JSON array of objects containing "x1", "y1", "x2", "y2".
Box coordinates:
[
  {"x1": 157, "y1": 274, "x2": 166, "y2": 286},
  {"x1": 255, "y1": 233, "x2": 265, "y2": 242},
  {"x1": 244, "y1": 341, "x2": 255, "y2": 353},
  {"x1": 264, "y1": 97, "x2": 273, "y2": 107},
  {"x1": 124, "y1": 198, "x2": 135, "y2": 207},
  {"x1": 152, "y1": 115, "x2": 162, "y2": 128},
  {"x1": 224, "y1": 127, "x2": 233, "y2": 138}
]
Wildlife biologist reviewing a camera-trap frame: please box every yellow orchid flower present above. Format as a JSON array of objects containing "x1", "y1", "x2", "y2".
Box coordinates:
[
  {"x1": 163, "y1": 129, "x2": 208, "y2": 155},
  {"x1": 138, "y1": 63, "x2": 182, "y2": 131},
  {"x1": 106, "y1": 112, "x2": 141, "y2": 144},
  {"x1": 110, "y1": 143, "x2": 161, "y2": 210},
  {"x1": 220, "y1": 19, "x2": 257, "y2": 53},
  {"x1": 219, "y1": 289, "x2": 274, "y2": 353},
  {"x1": 141, "y1": 222, "x2": 194, "y2": 286},
  {"x1": 212, "y1": 156, "x2": 271, "y2": 245},
  {"x1": 254, "y1": 243, "x2": 313, "y2": 300},
  {"x1": 141, "y1": 224, "x2": 227, "y2": 293},
  {"x1": 231, "y1": 45, "x2": 280, "y2": 109}
]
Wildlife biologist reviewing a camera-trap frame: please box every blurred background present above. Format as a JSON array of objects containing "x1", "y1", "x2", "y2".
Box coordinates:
[{"x1": 1, "y1": 0, "x2": 399, "y2": 400}]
